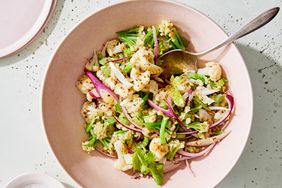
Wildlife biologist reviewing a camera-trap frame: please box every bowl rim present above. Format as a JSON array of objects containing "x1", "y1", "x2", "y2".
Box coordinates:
[
  {"x1": 40, "y1": 0, "x2": 254, "y2": 187},
  {"x1": 4, "y1": 172, "x2": 65, "y2": 188},
  {"x1": 0, "y1": 0, "x2": 57, "y2": 59}
]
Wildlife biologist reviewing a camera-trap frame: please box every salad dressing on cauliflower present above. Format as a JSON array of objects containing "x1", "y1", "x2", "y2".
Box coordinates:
[{"x1": 76, "y1": 20, "x2": 234, "y2": 185}]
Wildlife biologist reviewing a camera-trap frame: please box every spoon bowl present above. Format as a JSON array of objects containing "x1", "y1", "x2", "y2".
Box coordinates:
[{"x1": 159, "y1": 7, "x2": 279, "y2": 79}]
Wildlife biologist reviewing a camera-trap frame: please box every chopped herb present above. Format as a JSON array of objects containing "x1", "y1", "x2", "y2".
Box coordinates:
[
  {"x1": 160, "y1": 116, "x2": 169, "y2": 143},
  {"x1": 117, "y1": 27, "x2": 141, "y2": 46}
]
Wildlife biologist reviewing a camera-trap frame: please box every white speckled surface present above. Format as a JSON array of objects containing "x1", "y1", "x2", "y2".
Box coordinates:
[{"x1": 0, "y1": 0, "x2": 281, "y2": 187}]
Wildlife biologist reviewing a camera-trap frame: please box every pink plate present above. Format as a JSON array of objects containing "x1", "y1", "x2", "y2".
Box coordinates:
[
  {"x1": 0, "y1": 0, "x2": 56, "y2": 58},
  {"x1": 41, "y1": 1, "x2": 253, "y2": 188}
]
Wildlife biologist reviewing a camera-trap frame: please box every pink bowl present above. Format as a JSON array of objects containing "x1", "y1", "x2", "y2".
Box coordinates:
[{"x1": 41, "y1": 1, "x2": 253, "y2": 187}]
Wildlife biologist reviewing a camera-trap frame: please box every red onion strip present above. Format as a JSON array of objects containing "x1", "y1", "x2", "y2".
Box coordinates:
[
  {"x1": 148, "y1": 99, "x2": 176, "y2": 118},
  {"x1": 85, "y1": 71, "x2": 119, "y2": 102},
  {"x1": 113, "y1": 115, "x2": 142, "y2": 133},
  {"x1": 89, "y1": 89, "x2": 100, "y2": 99},
  {"x1": 185, "y1": 89, "x2": 193, "y2": 107},
  {"x1": 164, "y1": 162, "x2": 183, "y2": 174},
  {"x1": 120, "y1": 101, "x2": 143, "y2": 130},
  {"x1": 96, "y1": 147, "x2": 117, "y2": 158},
  {"x1": 152, "y1": 26, "x2": 158, "y2": 62},
  {"x1": 176, "y1": 144, "x2": 215, "y2": 160},
  {"x1": 111, "y1": 56, "x2": 128, "y2": 63},
  {"x1": 185, "y1": 160, "x2": 196, "y2": 177},
  {"x1": 210, "y1": 93, "x2": 234, "y2": 128},
  {"x1": 186, "y1": 130, "x2": 231, "y2": 147}
]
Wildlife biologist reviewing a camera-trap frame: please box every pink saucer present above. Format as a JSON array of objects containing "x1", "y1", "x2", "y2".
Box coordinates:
[{"x1": 0, "y1": 0, "x2": 56, "y2": 58}]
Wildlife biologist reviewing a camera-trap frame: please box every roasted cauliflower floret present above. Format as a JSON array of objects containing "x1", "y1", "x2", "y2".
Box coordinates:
[
  {"x1": 149, "y1": 138, "x2": 169, "y2": 161},
  {"x1": 130, "y1": 48, "x2": 163, "y2": 75},
  {"x1": 121, "y1": 94, "x2": 143, "y2": 114},
  {"x1": 158, "y1": 20, "x2": 174, "y2": 37},
  {"x1": 198, "y1": 62, "x2": 222, "y2": 82},
  {"x1": 114, "y1": 83, "x2": 131, "y2": 98},
  {"x1": 76, "y1": 75, "x2": 94, "y2": 94},
  {"x1": 99, "y1": 90, "x2": 115, "y2": 105},
  {"x1": 81, "y1": 101, "x2": 103, "y2": 123},
  {"x1": 96, "y1": 70, "x2": 107, "y2": 82},
  {"x1": 97, "y1": 101, "x2": 113, "y2": 116},
  {"x1": 130, "y1": 68, "x2": 150, "y2": 91},
  {"x1": 93, "y1": 122, "x2": 111, "y2": 140},
  {"x1": 85, "y1": 52, "x2": 100, "y2": 72},
  {"x1": 104, "y1": 74, "x2": 118, "y2": 91},
  {"x1": 113, "y1": 141, "x2": 133, "y2": 171}
]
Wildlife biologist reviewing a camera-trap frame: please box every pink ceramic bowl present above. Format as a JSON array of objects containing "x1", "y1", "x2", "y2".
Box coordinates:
[{"x1": 41, "y1": 1, "x2": 253, "y2": 187}]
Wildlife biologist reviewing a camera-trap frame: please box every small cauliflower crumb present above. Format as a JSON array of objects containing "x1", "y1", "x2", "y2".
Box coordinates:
[
  {"x1": 121, "y1": 94, "x2": 143, "y2": 113},
  {"x1": 198, "y1": 62, "x2": 222, "y2": 82},
  {"x1": 93, "y1": 122, "x2": 109, "y2": 140},
  {"x1": 81, "y1": 101, "x2": 103, "y2": 123},
  {"x1": 76, "y1": 75, "x2": 94, "y2": 94},
  {"x1": 149, "y1": 138, "x2": 169, "y2": 161},
  {"x1": 130, "y1": 68, "x2": 151, "y2": 91},
  {"x1": 114, "y1": 83, "x2": 131, "y2": 98},
  {"x1": 159, "y1": 20, "x2": 174, "y2": 37},
  {"x1": 114, "y1": 141, "x2": 132, "y2": 171}
]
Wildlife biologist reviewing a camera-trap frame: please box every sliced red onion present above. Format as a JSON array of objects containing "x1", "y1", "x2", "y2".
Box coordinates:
[
  {"x1": 96, "y1": 147, "x2": 117, "y2": 158},
  {"x1": 148, "y1": 98, "x2": 190, "y2": 131},
  {"x1": 85, "y1": 71, "x2": 119, "y2": 102},
  {"x1": 152, "y1": 26, "x2": 158, "y2": 62},
  {"x1": 174, "y1": 144, "x2": 215, "y2": 162},
  {"x1": 164, "y1": 162, "x2": 183, "y2": 174},
  {"x1": 89, "y1": 89, "x2": 100, "y2": 99},
  {"x1": 110, "y1": 56, "x2": 128, "y2": 63},
  {"x1": 113, "y1": 115, "x2": 142, "y2": 133},
  {"x1": 186, "y1": 130, "x2": 231, "y2": 147},
  {"x1": 185, "y1": 89, "x2": 193, "y2": 106},
  {"x1": 210, "y1": 93, "x2": 234, "y2": 128},
  {"x1": 120, "y1": 100, "x2": 143, "y2": 130},
  {"x1": 148, "y1": 99, "x2": 176, "y2": 118},
  {"x1": 176, "y1": 130, "x2": 198, "y2": 135},
  {"x1": 166, "y1": 97, "x2": 190, "y2": 131},
  {"x1": 185, "y1": 160, "x2": 195, "y2": 177}
]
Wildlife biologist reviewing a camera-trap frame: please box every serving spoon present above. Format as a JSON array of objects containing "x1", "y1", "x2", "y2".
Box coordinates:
[{"x1": 159, "y1": 7, "x2": 280, "y2": 79}]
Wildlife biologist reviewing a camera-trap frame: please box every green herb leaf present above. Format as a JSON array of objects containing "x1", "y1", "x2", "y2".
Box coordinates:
[
  {"x1": 211, "y1": 130, "x2": 224, "y2": 136},
  {"x1": 101, "y1": 64, "x2": 111, "y2": 78},
  {"x1": 117, "y1": 27, "x2": 141, "y2": 46},
  {"x1": 194, "y1": 98, "x2": 210, "y2": 111},
  {"x1": 187, "y1": 122, "x2": 208, "y2": 133},
  {"x1": 114, "y1": 102, "x2": 122, "y2": 113},
  {"x1": 169, "y1": 28, "x2": 185, "y2": 50},
  {"x1": 169, "y1": 87, "x2": 185, "y2": 107},
  {"x1": 218, "y1": 78, "x2": 228, "y2": 87},
  {"x1": 188, "y1": 72, "x2": 207, "y2": 85},
  {"x1": 144, "y1": 121, "x2": 162, "y2": 130},
  {"x1": 124, "y1": 61, "x2": 133, "y2": 73},
  {"x1": 144, "y1": 29, "x2": 154, "y2": 47},
  {"x1": 104, "y1": 116, "x2": 116, "y2": 126},
  {"x1": 119, "y1": 113, "x2": 130, "y2": 125},
  {"x1": 132, "y1": 148, "x2": 164, "y2": 185},
  {"x1": 123, "y1": 47, "x2": 132, "y2": 57},
  {"x1": 85, "y1": 122, "x2": 93, "y2": 133},
  {"x1": 160, "y1": 116, "x2": 169, "y2": 144}
]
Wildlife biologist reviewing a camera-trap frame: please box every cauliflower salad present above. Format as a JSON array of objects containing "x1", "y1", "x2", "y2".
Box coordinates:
[{"x1": 76, "y1": 20, "x2": 234, "y2": 185}]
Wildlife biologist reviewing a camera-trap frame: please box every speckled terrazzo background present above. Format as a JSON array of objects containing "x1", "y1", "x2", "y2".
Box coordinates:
[{"x1": 0, "y1": 0, "x2": 282, "y2": 187}]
